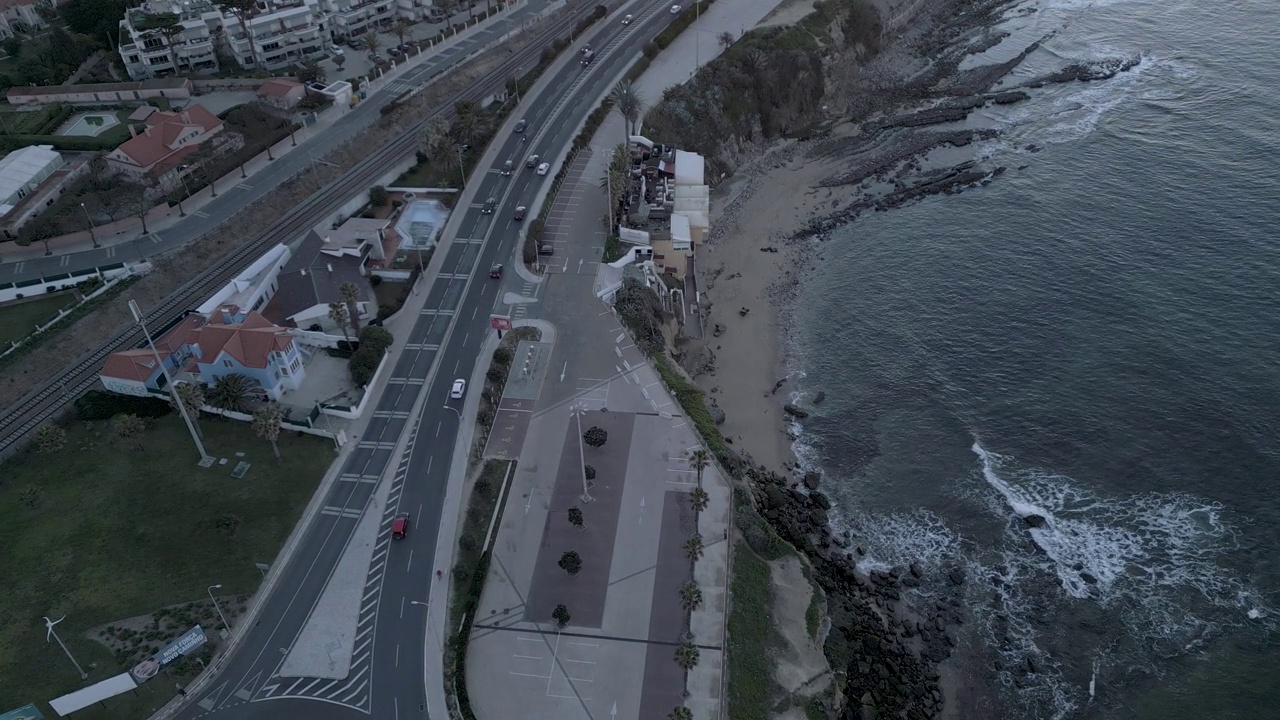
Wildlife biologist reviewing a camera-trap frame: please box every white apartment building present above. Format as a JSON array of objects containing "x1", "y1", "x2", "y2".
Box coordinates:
[
  {"x1": 0, "y1": 0, "x2": 50, "y2": 40},
  {"x1": 119, "y1": 0, "x2": 410, "y2": 81}
]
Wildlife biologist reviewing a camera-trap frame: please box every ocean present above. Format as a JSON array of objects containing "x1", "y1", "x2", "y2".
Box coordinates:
[{"x1": 786, "y1": 0, "x2": 1280, "y2": 716}]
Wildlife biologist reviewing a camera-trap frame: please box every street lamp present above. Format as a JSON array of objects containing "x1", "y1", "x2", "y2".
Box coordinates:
[
  {"x1": 43, "y1": 616, "x2": 88, "y2": 680},
  {"x1": 571, "y1": 402, "x2": 593, "y2": 504},
  {"x1": 80, "y1": 202, "x2": 99, "y2": 248},
  {"x1": 129, "y1": 299, "x2": 211, "y2": 464},
  {"x1": 207, "y1": 584, "x2": 231, "y2": 632},
  {"x1": 511, "y1": 65, "x2": 523, "y2": 105}
]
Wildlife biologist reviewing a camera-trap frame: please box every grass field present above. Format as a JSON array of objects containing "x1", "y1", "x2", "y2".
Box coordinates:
[
  {"x1": 0, "y1": 105, "x2": 60, "y2": 135},
  {"x1": 0, "y1": 415, "x2": 336, "y2": 719},
  {"x1": 0, "y1": 292, "x2": 77, "y2": 347}
]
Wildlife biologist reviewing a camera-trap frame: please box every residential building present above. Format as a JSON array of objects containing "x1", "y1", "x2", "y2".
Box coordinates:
[
  {"x1": 0, "y1": 0, "x2": 49, "y2": 40},
  {"x1": 5, "y1": 78, "x2": 194, "y2": 107},
  {"x1": 106, "y1": 104, "x2": 224, "y2": 185},
  {"x1": 618, "y1": 140, "x2": 710, "y2": 279},
  {"x1": 275, "y1": 228, "x2": 378, "y2": 333},
  {"x1": 0, "y1": 146, "x2": 91, "y2": 240},
  {"x1": 257, "y1": 78, "x2": 307, "y2": 110},
  {"x1": 99, "y1": 308, "x2": 308, "y2": 401},
  {"x1": 117, "y1": 0, "x2": 410, "y2": 81}
]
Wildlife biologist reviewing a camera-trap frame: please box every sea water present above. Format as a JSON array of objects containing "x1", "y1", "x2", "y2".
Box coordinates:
[{"x1": 788, "y1": 0, "x2": 1280, "y2": 716}]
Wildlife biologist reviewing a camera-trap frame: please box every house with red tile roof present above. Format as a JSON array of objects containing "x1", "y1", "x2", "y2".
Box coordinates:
[
  {"x1": 106, "y1": 104, "x2": 224, "y2": 187},
  {"x1": 99, "y1": 307, "x2": 306, "y2": 401},
  {"x1": 257, "y1": 79, "x2": 306, "y2": 110}
]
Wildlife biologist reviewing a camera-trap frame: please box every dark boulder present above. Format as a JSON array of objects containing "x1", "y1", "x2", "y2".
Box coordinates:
[
  {"x1": 803, "y1": 471, "x2": 821, "y2": 490},
  {"x1": 784, "y1": 404, "x2": 810, "y2": 419},
  {"x1": 1023, "y1": 513, "x2": 1048, "y2": 529},
  {"x1": 1080, "y1": 571, "x2": 1098, "y2": 585},
  {"x1": 813, "y1": 391, "x2": 826, "y2": 404}
]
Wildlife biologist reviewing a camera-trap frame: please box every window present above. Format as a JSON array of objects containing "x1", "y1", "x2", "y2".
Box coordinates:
[{"x1": 223, "y1": 359, "x2": 233, "y2": 367}]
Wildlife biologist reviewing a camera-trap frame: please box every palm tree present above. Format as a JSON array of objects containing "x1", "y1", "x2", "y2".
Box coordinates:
[
  {"x1": 32, "y1": 424, "x2": 66, "y2": 453},
  {"x1": 435, "y1": 141, "x2": 467, "y2": 188},
  {"x1": 208, "y1": 373, "x2": 256, "y2": 413},
  {"x1": 173, "y1": 382, "x2": 206, "y2": 439},
  {"x1": 610, "y1": 80, "x2": 643, "y2": 142},
  {"x1": 339, "y1": 281, "x2": 363, "y2": 334},
  {"x1": 393, "y1": 19, "x2": 412, "y2": 47},
  {"x1": 252, "y1": 404, "x2": 283, "y2": 464},
  {"x1": 112, "y1": 413, "x2": 147, "y2": 452},
  {"x1": 689, "y1": 487, "x2": 709, "y2": 514},
  {"x1": 679, "y1": 581, "x2": 703, "y2": 613},
  {"x1": 673, "y1": 642, "x2": 699, "y2": 672},
  {"x1": 328, "y1": 301, "x2": 352, "y2": 343},
  {"x1": 683, "y1": 534, "x2": 704, "y2": 564},
  {"x1": 688, "y1": 449, "x2": 710, "y2": 487},
  {"x1": 363, "y1": 30, "x2": 381, "y2": 58},
  {"x1": 668, "y1": 707, "x2": 692, "y2": 720}
]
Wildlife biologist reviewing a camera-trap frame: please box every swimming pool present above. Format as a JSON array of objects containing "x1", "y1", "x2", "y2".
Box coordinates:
[
  {"x1": 394, "y1": 199, "x2": 450, "y2": 251},
  {"x1": 59, "y1": 112, "x2": 120, "y2": 137}
]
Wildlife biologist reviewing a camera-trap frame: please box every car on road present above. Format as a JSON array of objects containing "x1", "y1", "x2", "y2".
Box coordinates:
[
  {"x1": 514, "y1": 205, "x2": 526, "y2": 221},
  {"x1": 489, "y1": 263, "x2": 503, "y2": 279},
  {"x1": 392, "y1": 514, "x2": 410, "y2": 539},
  {"x1": 450, "y1": 378, "x2": 467, "y2": 399},
  {"x1": 581, "y1": 49, "x2": 596, "y2": 66},
  {"x1": 536, "y1": 162, "x2": 550, "y2": 175},
  {"x1": 347, "y1": 38, "x2": 364, "y2": 50},
  {"x1": 622, "y1": 14, "x2": 633, "y2": 24},
  {"x1": 526, "y1": 154, "x2": 539, "y2": 168},
  {"x1": 670, "y1": 4, "x2": 682, "y2": 13},
  {"x1": 514, "y1": 118, "x2": 527, "y2": 133},
  {"x1": 328, "y1": 44, "x2": 344, "y2": 56},
  {"x1": 482, "y1": 197, "x2": 496, "y2": 213},
  {"x1": 501, "y1": 160, "x2": 513, "y2": 176}
]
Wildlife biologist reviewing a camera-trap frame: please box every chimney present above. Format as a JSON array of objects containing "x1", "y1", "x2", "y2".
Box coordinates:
[
  {"x1": 128, "y1": 124, "x2": 138, "y2": 138},
  {"x1": 181, "y1": 110, "x2": 191, "y2": 124}
]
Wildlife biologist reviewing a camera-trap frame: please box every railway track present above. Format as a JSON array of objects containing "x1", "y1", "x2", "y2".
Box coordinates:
[{"x1": 0, "y1": 3, "x2": 597, "y2": 458}]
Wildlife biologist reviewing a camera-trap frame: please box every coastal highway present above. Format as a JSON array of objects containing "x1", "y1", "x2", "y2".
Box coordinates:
[
  {"x1": 174, "y1": 3, "x2": 679, "y2": 719},
  {"x1": 0, "y1": 0, "x2": 581, "y2": 460}
]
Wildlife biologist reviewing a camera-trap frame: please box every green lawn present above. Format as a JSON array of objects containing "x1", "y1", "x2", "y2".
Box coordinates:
[
  {"x1": 0, "y1": 415, "x2": 336, "y2": 719},
  {"x1": 0, "y1": 105, "x2": 58, "y2": 135},
  {"x1": 0, "y1": 292, "x2": 77, "y2": 347},
  {"x1": 728, "y1": 540, "x2": 777, "y2": 720}
]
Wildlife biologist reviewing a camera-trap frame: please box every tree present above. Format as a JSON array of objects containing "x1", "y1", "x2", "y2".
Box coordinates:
[
  {"x1": 567, "y1": 506, "x2": 584, "y2": 530},
  {"x1": 599, "y1": 144, "x2": 629, "y2": 230},
  {"x1": 120, "y1": 178, "x2": 155, "y2": 235},
  {"x1": 610, "y1": 80, "x2": 643, "y2": 140},
  {"x1": 208, "y1": 373, "x2": 256, "y2": 413},
  {"x1": 3, "y1": 36, "x2": 22, "y2": 58},
  {"x1": 689, "y1": 487, "x2": 709, "y2": 514},
  {"x1": 224, "y1": 0, "x2": 262, "y2": 70},
  {"x1": 61, "y1": 0, "x2": 131, "y2": 43},
  {"x1": 688, "y1": 448, "x2": 709, "y2": 487},
  {"x1": 172, "y1": 382, "x2": 206, "y2": 439},
  {"x1": 16, "y1": 215, "x2": 59, "y2": 256},
  {"x1": 679, "y1": 581, "x2": 703, "y2": 613},
  {"x1": 674, "y1": 642, "x2": 699, "y2": 672},
  {"x1": 32, "y1": 424, "x2": 66, "y2": 453},
  {"x1": 683, "y1": 534, "x2": 704, "y2": 564},
  {"x1": 328, "y1": 302, "x2": 353, "y2": 343},
  {"x1": 369, "y1": 184, "x2": 390, "y2": 207},
  {"x1": 393, "y1": 19, "x2": 412, "y2": 46},
  {"x1": 339, "y1": 281, "x2": 363, "y2": 334},
  {"x1": 417, "y1": 116, "x2": 451, "y2": 157},
  {"x1": 451, "y1": 100, "x2": 490, "y2": 146},
  {"x1": 668, "y1": 707, "x2": 692, "y2": 720},
  {"x1": 552, "y1": 604, "x2": 570, "y2": 629},
  {"x1": 583, "y1": 426, "x2": 608, "y2": 448},
  {"x1": 296, "y1": 59, "x2": 324, "y2": 85},
  {"x1": 558, "y1": 550, "x2": 582, "y2": 576},
  {"x1": 583, "y1": 465, "x2": 595, "y2": 480},
  {"x1": 718, "y1": 31, "x2": 734, "y2": 50},
  {"x1": 359, "y1": 325, "x2": 394, "y2": 353},
  {"x1": 252, "y1": 404, "x2": 283, "y2": 465},
  {"x1": 112, "y1": 413, "x2": 146, "y2": 451},
  {"x1": 363, "y1": 30, "x2": 381, "y2": 58}
]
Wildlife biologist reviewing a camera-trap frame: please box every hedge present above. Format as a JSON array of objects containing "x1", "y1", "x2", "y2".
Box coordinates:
[
  {"x1": 74, "y1": 390, "x2": 173, "y2": 421},
  {"x1": 0, "y1": 134, "x2": 117, "y2": 153}
]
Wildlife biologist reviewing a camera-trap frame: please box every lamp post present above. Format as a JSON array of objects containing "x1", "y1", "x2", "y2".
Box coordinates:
[
  {"x1": 409, "y1": 600, "x2": 443, "y2": 650},
  {"x1": 571, "y1": 402, "x2": 593, "y2": 504},
  {"x1": 44, "y1": 616, "x2": 88, "y2": 680},
  {"x1": 129, "y1": 299, "x2": 210, "y2": 464},
  {"x1": 511, "y1": 65, "x2": 523, "y2": 105},
  {"x1": 207, "y1": 584, "x2": 231, "y2": 632},
  {"x1": 80, "y1": 202, "x2": 99, "y2": 248}
]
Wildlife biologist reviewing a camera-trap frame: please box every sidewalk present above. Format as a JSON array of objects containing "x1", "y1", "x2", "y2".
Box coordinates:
[{"x1": 0, "y1": 0, "x2": 534, "y2": 264}]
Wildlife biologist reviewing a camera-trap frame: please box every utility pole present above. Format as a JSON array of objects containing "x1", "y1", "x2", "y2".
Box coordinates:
[
  {"x1": 80, "y1": 202, "x2": 99, "y2": 248},
  {"x1": 130, "y1": 300, "x2": 211, "y2": 464},
  {"x1": 44, "y1": 616, "x2": 88, "y2": 680}
]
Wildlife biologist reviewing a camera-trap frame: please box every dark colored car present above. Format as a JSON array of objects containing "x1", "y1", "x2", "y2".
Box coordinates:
[
  {"x1": 513, "y1": 205, "x2": 526, "y2": 221},
  {"x1": 514, "y1": 118, "x2": 527, "y2": 133},
  {"x1": 489, "y1": 264, "x2": 503, "y2": 279},
  {"x1": 538, "y1": 243, "x2": 554, "y2": 256}
]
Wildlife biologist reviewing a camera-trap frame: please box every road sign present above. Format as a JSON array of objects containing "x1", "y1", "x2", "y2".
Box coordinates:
[{"x1": 490, "y1": 315, "x2": 512, "y2": 332}]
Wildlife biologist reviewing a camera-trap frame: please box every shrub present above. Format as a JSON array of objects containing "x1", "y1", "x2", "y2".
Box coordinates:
[
  {"x1": 584, "y1": 465, "x2": 595, "y2": 480},
  {"x1": 18, "y1": 485, "x2": 43, "y2": 509},
  {"x1": 215, "y1": 513, "x2": 242, "y2": 538},
  {"x1": 558, "y1": 550, "x2": 582, "y2": 576},
  {"x1": 583, "y1": 426, "x2": 608, "y2": 448},
  {"x1": 348, "y1": 345, "x2": 382, "y2": 387},
  {"x1": 358, "y1": 325, "x2": 394, "y2": 353},
  {"x1": 552, "y1": 604, "x2": 571, "y2": 628},
  {"x1": 486, "y1": 366, "x2": 505, "y2": 384},
  {"x1": 75, "y1": 390, "x2": 172, "y2": 421},
  {"x1": 492, "y1": 346, "x2": 513, "y2": 365},
  {"x1": 369, "y1": 184, "x2": 390, "y2": 207}
]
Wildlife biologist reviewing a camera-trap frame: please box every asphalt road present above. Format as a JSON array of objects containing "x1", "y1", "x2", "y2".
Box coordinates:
[
  {"x1": 0, "y1": 4, "x2": 542, "y2": 286},
  {"x1": 178, "y1": 3, "x2": 679, "y2": 719}
]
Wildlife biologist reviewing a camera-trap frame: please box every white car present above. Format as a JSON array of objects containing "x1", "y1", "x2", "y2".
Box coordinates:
[
  {"x1": 536, "y1": 162, "x2": 550, "y2": 176},
  {"x1": 328, "y1": 44, "x2": 344, "y2": 56},
  {"x1": 670, "y1": 4, "x2": 681, "y2": 14},
  {"x1": 450, "y1": 378, "x2": 466, "y2": 399},
  {"x1": 622, "y1": 14, "x2": 633, "y2": 25}
]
